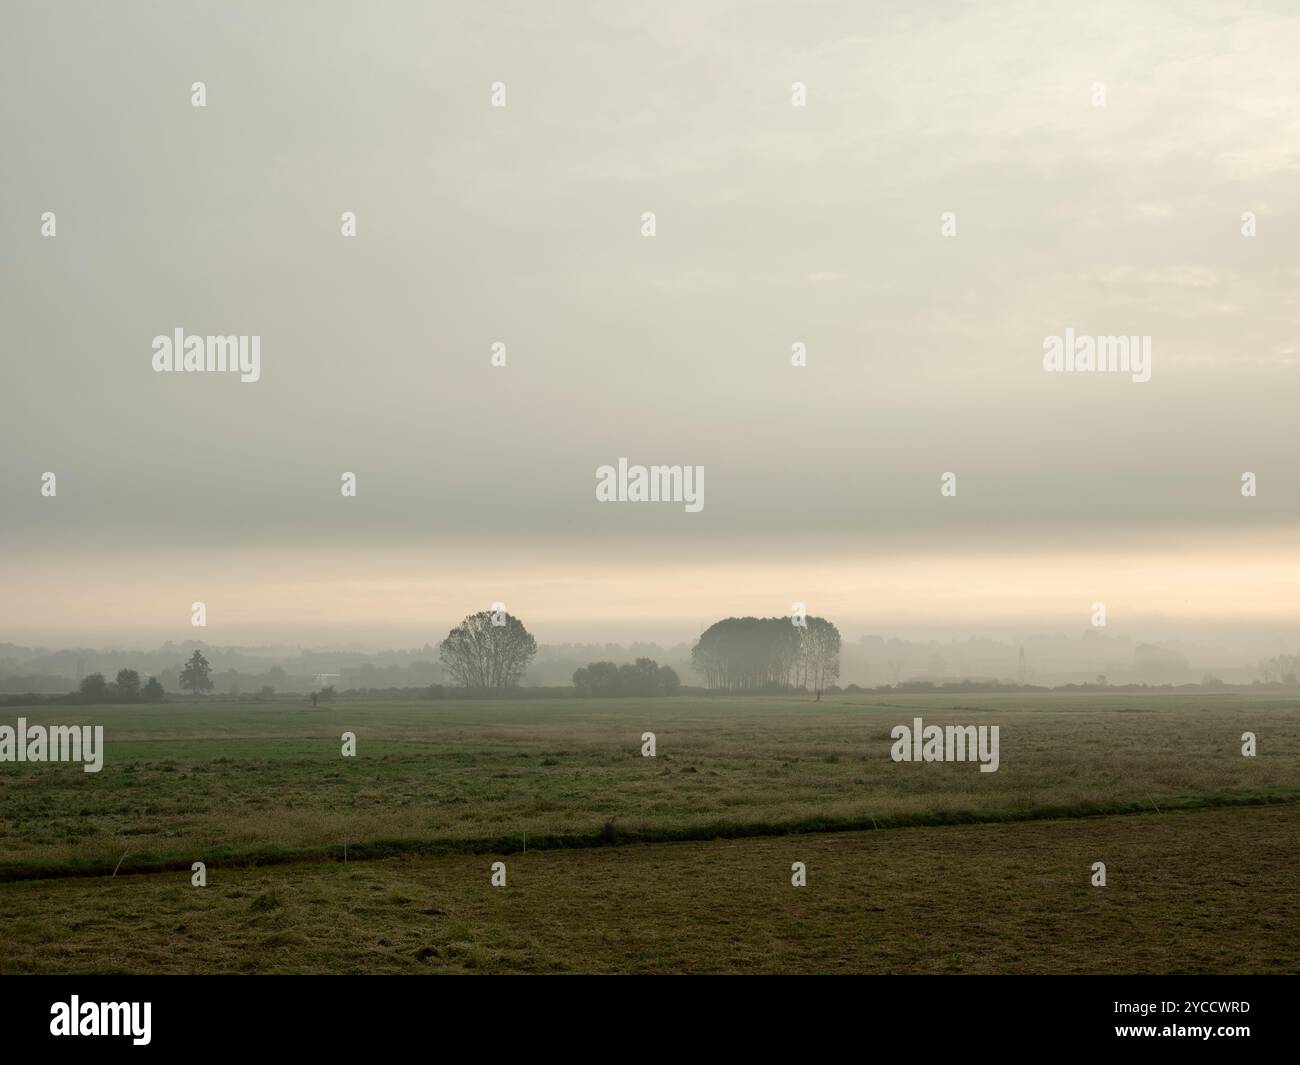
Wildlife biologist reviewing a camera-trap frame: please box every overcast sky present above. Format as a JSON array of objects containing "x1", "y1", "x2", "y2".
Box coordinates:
[{"x1": 3, "y1": 1, "x2": 1300, "y2": 647}]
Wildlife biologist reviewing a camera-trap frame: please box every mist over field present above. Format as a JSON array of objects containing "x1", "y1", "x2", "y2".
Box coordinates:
[{"x1": 5, "y1": 623, "x2": 1300, "y2": 696}]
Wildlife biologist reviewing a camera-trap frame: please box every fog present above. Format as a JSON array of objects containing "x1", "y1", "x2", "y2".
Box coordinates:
[{"x1": 3, "y1": 2, "x2": 1300, "y2": 658}]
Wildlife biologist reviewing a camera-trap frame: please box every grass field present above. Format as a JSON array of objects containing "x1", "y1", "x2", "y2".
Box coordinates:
[
  {"x1": 3, "y1": 804, "x2": 1296, "y2": 974},
  {"x1": 1, "y1": 693, "x2": 1297, "y2": 973}
]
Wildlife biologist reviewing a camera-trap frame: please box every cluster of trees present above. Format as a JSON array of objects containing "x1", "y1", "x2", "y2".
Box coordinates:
[
  {"x1": 439, "y1": 610, "x2": 538, "y2": 691},
  {"x1": 81, "y1": 652, "x2": 265, "y2": 702},
  {"x1": 56, "y1": 613, "x2": 844, "y2": 704},
  {"x1": 572, "y1": 658, "x2": 680, "y2": 696},
  {"x1": 77, "y1": 669, "x2": 165, "y2": 704},
  {"x1": 691, "y1": 615, "x2": 841, "y2": 694},
  {"x1": 81, "y1": 651, "x2": 214, "y2": 703},
  {"x1": 1258, "y1": 655, "x2": 1300, "y2": 684},
  {"x1": 437, "y1": 612, "x2": 687, "y2": 697}
]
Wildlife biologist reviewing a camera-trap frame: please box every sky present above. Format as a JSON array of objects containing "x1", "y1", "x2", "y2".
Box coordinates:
[{"x1": 2, "y1": 1, "x2": 1300, "y2": 650}]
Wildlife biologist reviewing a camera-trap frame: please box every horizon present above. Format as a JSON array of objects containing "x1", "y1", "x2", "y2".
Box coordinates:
[{"x1": 5, "y1": 622, "x2": 1299, "y2": 693}]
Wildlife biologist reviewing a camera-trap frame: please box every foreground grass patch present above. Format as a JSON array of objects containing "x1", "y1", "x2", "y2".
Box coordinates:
[{"x1": 2, "y1": 804, "x2": 1295, "y2": 974}]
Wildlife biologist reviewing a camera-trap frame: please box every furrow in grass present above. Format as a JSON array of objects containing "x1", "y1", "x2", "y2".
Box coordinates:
[{"x1": 2, "y1": 788, "x2": 1297, "y2": 884}]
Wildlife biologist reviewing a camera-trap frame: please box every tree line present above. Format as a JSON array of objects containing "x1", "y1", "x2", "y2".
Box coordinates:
[
  {"x1": 572, "y1": 658, "x2": 680, "y2": 696},
  {"x1": 75, "y1": 650, "x2": 214, "y2": 703},
  {"x1": 1258, "y1": 654, "x2": 1300, "y2": 684},
  {"x1": 438, "y1": 610, "x2": 842, "y2": 697},
  {"x1": 77, "y1": 669, "x2": 165, "y2": 703},
  {"x1": 14, "y1": 611, "x2": 844, "y2": 703}
]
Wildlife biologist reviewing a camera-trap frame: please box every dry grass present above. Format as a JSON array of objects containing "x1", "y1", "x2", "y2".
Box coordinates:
[
  {"x1": 2, "y1": 693, "x2": 1297, "y2": 877},
  {"x1": 2, "y1": 804, "x2": 1295, "y2": 974}
]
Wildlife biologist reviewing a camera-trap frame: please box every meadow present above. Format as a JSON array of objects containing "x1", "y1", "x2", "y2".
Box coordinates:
[
  {"x1": 1, "y1": 692, "x2": 1297, "y2": 973},
  {"x1": 3, "y1": 804, "x2": 1296, "y2": 974},
  {"x1": 2, "y1": 692, "x2": 1297, "y2": 878}
]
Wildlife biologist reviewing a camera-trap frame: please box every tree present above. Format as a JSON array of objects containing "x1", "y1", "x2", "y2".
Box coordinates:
[
  {"x1": 659, "y1": 663, "x2": 681, "y2": 695},
  {"x1": 141, "y1": 676, "x2": 165, "y2": 702},
  {"x1": 115, "y1": 669, "x2": 141, "y2": 702},
  {"x1": 573, "y1": 660, "x2": 619, "y2": 694},
  {"x1": 179, "y1": 650, "x2": 213, "y2": 697},
  {"x1": 439, "y1": 610, "x2": 537, "y2": 691},
  {"x1": 799, "y1": 617, "x2": 842, "y2": 697},
  {"x1": 691, "y1": 615, "x2": 839, "y2": 694},
  {"x1": 78, "y1": 672, "x2": 110, "y2": 703}
]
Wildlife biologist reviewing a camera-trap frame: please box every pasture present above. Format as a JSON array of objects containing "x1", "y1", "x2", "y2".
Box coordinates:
[
  {"x1": 3, "y1": 804, "x2": 1296, "y2": 974},
  {"x1": 1, "y1": 692, "x2": 1297, "y2": 972}
]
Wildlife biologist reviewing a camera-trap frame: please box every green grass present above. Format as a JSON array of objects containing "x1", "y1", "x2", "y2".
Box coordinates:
[
  {"x1": 2, "y1": 692, "x2": 1296, "y2": 973},
  {"x1": 2, "y1": 693, "x2": 1297, "y2": 880}
]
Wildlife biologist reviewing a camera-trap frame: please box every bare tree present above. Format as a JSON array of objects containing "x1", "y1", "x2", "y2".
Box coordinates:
[
  {"x1": 439, "y1": 610, "x2": 537, "y2": 691},
  {"x1": 800, "y1": 617, "x2": 842, "y2": 697}
]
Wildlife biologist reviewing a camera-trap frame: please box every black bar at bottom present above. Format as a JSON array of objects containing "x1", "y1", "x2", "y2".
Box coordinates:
[{"x1": 0, "y1": 975, "x2": 1290, "y2": 1051}]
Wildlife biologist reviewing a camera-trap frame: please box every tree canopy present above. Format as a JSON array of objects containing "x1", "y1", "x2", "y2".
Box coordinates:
[
  {"x1": 179, "y1": 650, "x2": 214, "y2": 696},
  {"x1": 691, "y1": 616, "x2": 840, "y2": 693},
  {"x1": 573, "y1": 657, "x2": 680, "y2": 696},
  {"x1": 439, "y1": 610, "x2": 538, "y2": 691}
]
